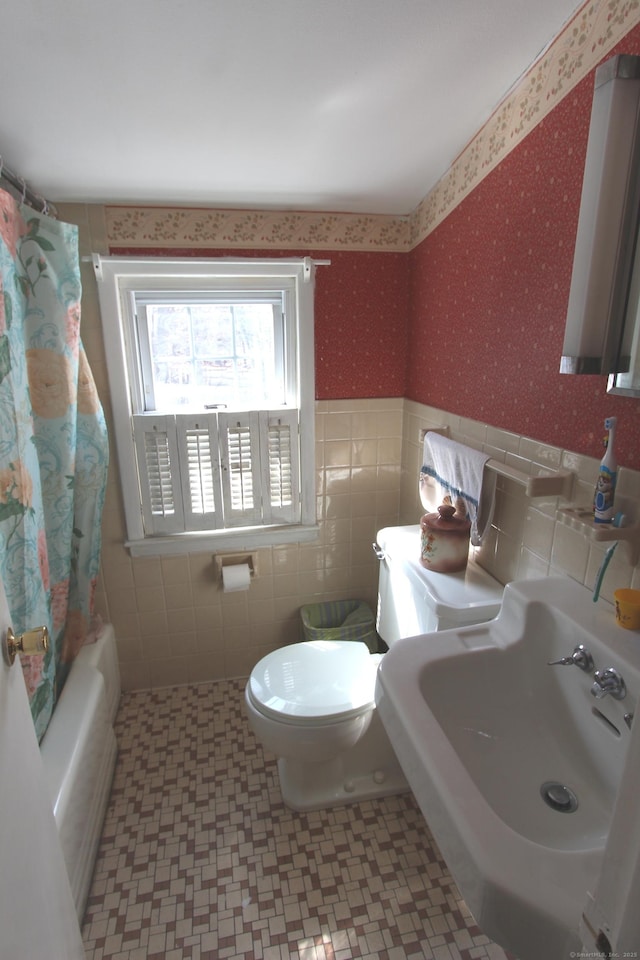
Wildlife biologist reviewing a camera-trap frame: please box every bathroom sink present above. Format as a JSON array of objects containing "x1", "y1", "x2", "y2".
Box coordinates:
[{"x1": 376, "y1": 576, "x2": 640, "y2": 960}]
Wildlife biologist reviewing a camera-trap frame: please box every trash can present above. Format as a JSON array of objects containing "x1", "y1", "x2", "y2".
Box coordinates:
[{"x1": 300, "y1": 599, "x2": 382, "y2": 653}]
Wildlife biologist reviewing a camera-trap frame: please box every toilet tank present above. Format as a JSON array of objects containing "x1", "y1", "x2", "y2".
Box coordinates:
[{"x1": 375, "y1": 525, "x2": 503, "y2": 645}]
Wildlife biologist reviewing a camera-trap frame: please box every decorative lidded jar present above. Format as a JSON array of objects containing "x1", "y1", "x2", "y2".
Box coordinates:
[{"x1": 420, "y1": 504, "x2": 471, "y2": 573}]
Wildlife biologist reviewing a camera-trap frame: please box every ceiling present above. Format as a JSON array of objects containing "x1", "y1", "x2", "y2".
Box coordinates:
[{"x1": 1, "y1": 0, "x2": 584, "y2": 216}]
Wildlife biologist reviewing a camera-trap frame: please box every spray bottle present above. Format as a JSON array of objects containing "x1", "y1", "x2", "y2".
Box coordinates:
[{"x1": 593, "y1": 417, "x2": 617, "y2": 524}]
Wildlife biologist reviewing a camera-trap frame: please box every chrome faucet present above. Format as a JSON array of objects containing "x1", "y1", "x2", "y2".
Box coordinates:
[
  {"x1": 547, "y1": 643, "x2": 594, "y2": 672},
  {"x1": 590, "y1": 667, "x2": 626, "y2": 700}
]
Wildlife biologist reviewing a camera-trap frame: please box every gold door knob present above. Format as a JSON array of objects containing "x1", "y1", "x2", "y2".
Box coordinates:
[{"x1": 3, "y1": 626, "x2": 49, "y2": 666}]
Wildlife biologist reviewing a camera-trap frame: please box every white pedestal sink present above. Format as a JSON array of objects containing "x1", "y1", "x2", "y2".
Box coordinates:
[{"x1": 376, "y1": 576, "x2": 640, "y2": 960}]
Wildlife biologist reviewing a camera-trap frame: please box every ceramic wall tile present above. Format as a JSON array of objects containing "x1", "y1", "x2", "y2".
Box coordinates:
[
  {"x1": 523, "y1": 506, "x2": 555, "y2": 560},
  {"x1": 98, "y1": 396, "x2": 640, "y2": 691},
  {"x1": 405, "y1": 401, "x2": 640, "y2": 596},
  {"x1": 551, "y1": 523, "x2": 590, "y2": 583},
  {"x1": 519, "y1": 438, "x2": 563, "y2": 469}
]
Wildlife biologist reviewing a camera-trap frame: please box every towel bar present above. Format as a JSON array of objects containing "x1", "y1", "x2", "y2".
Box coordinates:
[{"x1": 419, "y1": 428, "x2": 574, "y2": 500}]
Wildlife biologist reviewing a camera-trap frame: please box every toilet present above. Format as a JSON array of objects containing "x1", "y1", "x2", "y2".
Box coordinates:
[{"x1": 244, "y1": 523, "x2": 503, "y2": 811}]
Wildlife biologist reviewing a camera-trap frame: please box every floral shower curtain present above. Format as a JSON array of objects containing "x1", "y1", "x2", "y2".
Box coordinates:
[{"x1": 0, "y1": 188, "x2": 108, "y2": 741}]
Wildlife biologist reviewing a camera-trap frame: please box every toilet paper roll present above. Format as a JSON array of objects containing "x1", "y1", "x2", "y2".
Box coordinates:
[{"x1": 222, "y1": 563, "x2": 251, "y2": 593}]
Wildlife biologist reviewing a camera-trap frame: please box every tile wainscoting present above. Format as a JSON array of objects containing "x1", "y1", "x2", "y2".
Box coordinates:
[
  {"x1": 96, "y1": 399, "x2": 404, "y2": 691},
  {"x1": 94, "y1": 397, "x2": 639, "y2": 692}
]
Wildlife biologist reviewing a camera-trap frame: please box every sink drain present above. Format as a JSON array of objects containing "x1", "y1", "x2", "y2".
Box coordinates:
[{"x1": 540, "y1": 781, "x2": 579, "y2": 813}]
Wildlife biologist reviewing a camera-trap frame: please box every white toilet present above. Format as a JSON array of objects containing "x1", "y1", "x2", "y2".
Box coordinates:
[{"x1": 244, "y1": 524, "x2": 503, "y2": 811}]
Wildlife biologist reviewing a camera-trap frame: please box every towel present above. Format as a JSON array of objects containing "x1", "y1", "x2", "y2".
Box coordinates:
[{"x1": 421, "y1": 432, "x2": 496, "y2": 546}]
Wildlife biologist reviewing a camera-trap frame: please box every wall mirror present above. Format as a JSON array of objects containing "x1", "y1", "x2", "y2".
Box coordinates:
[
  {"x1": 608, "y1": 229, "x2": 640, "y2": 395},
  {"x1": 561, "y1": 54, "x2": 640, "y2": 396}
]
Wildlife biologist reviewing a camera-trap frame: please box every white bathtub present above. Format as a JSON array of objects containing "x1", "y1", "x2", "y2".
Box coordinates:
[{"x1": 40, "y1": 624, "x2": 120, "y2": 921}]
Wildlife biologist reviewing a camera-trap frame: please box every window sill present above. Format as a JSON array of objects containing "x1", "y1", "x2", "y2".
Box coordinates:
[{"x1": 124, "y1": 524, "x2": 320, "y2": 557}]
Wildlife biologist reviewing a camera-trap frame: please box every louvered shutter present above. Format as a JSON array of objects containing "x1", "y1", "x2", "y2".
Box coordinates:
[
  {"x1": 260, "y1": 410, "x2": 300, "y2": 523},
  {"x1": 133, "y1": 409, "x2": 302, "y2": 534},
  {"x1": 133, "y1": 415, "x2": 185, "y2": 534},
  {"x1": 218, "y1": 412, "x2": 262, "y2": 526},
  {"x1": 175, "y1": 414, "x2": 223, "y2": 530}
]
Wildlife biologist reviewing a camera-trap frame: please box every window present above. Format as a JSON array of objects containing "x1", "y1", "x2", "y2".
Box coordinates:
[{"x1": 94, "y1": 257, "x2": 317, "y2": 556}]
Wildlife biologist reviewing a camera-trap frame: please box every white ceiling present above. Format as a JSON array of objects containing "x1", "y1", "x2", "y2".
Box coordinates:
[{"x1": 1, "y1": 0, "x2": 583, "y2": 216}]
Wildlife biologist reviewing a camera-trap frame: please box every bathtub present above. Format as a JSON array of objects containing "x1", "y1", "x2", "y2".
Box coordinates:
[{"x1": 40, "y1": 624, "x2": 120, "y2": 921}]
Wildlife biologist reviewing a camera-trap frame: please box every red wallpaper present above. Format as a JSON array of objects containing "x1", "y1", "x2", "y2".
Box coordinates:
[
  {"x1": 314, "y1": 250, "x2": 410, "y2": 399},
  {"x1": 407, "y1": 27, "x2": 640, "y2": 470},
  {"x1": 112, "y1": 26, "x2": 640, "y2": 469}
]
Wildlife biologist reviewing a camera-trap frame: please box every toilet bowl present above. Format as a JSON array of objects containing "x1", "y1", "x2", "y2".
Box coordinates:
[
  {"x1": 245, "y1": 640, "x2": 378, "y2": 762},
  {"x1": 245, "y1": 639, "x2": 406, "y2": 810},
  {"x1": 245, "y1": 524, "x2": 504, "y2": 811}
]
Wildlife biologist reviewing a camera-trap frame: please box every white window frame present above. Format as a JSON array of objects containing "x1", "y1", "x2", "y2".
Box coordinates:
[{"x1": 93, "y1": 256, "x2": 318, "y2": 556}]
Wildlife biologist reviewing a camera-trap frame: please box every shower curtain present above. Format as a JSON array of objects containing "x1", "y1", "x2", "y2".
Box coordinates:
[{"x1": 0, "y1": 188, "x2": 108, "y2": 741}]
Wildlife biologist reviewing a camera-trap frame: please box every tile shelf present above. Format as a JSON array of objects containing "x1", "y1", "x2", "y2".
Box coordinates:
[
  {"x1": 487, "y1": 461, "x2": 574, "y2": 499},
  {"x1": 556, "y1": 507, "x2": 640, "y2": 565}
]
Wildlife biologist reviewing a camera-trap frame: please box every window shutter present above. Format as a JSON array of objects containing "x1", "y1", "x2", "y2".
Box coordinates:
[
  {"x1": 175, "y1": 414, "x2": 223, "y2": 531},
  {"x1": 218, "y1": 411, "x2": 262, "y2": 526},
  {"x1": 260, "y1": 410, "x2": 300, "y2": 523},
  {"x1": 133, "y1": 415, "x2": 185, "y2": 534}
]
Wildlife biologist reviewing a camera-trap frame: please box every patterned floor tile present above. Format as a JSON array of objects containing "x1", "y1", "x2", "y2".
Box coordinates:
[{"x1": 82, "y1": 679, "x2": 512, "y2": 960}]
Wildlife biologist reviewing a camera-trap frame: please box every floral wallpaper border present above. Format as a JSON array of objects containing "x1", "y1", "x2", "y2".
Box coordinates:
[
  {"x1": 104, "y1": 206, "x2": 410, "y2": 253},
  {"x1": 105, "y1": 0, "x2": 640, "y2": 254}
]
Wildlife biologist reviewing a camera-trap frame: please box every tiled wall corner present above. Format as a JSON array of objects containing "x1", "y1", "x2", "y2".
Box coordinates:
[{"x1": 400, "y1": 402, "x2": 640, "y2": 603}]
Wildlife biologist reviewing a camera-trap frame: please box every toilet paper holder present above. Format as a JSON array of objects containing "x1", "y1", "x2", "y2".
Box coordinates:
[{"x1": 214, "y1": 552, "x2": 258, "y2": 582}]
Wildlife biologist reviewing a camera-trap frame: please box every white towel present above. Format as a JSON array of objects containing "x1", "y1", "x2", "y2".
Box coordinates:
[{"x1": 421, "y1": 432, "x2": 496, "y2": 546}]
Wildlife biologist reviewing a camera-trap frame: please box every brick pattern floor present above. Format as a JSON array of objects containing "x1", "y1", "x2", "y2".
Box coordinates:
[{"x1": 82, "y1": 679, "x2": 511, "y2": 960}]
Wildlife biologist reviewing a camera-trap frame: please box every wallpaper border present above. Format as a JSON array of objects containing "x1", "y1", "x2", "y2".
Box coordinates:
[
  {"x1": 104, "y1": 206, "x2": 410, "y2": 253},
  {"x1": 104, "y1": 0, "x2": 640, "y2": 254}
]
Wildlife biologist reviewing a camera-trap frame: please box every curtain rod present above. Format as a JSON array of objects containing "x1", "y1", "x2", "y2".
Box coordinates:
[
  {"x1": 84, "y1": 255, "x2": 331, "y2": 263},
  {"x1": 0, "y1": 160, "x2": 56, "y2": 215},
  {"x1": 84, "y1": 255, "x2": 331, "y2": 267}
]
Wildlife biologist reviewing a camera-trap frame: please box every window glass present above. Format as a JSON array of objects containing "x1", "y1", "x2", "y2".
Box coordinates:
[{"x1": 137, "y1": 294, "x2": 284, "y2": 411}]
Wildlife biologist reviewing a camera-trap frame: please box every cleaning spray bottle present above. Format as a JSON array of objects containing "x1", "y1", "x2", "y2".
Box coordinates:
[{"x1": 593, "y1": 417, "x2": 617, "y2": 524}]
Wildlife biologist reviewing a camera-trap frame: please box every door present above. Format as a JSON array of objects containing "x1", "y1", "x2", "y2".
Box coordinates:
[{"x1": 0, "y1": 575, "x2": 85, "y2": 960}]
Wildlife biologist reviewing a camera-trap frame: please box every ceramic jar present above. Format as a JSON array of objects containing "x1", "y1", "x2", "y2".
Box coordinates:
[{"x1": 420, "y1": 504, "x2": 471, "y2": 573}]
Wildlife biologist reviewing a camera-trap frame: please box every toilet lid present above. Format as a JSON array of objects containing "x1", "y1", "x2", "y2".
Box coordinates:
[{"x1": 248, "y1": 640, "x2": 378, "y2": 723}]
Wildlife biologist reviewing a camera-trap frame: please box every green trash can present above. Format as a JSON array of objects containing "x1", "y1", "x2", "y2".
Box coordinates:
[{"x1": 300, "y1": 599, "x2": 382, "y2": 653}]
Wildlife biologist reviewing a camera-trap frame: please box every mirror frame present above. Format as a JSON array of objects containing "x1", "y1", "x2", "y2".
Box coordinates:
[{"x1": 608, "y1": 212, "x2": 640, "y2": 396}]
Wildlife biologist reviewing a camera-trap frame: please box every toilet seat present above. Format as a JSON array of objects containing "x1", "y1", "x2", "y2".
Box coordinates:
[{"x1": 247, "y1": 640, "x2": 378, "y2": 725}]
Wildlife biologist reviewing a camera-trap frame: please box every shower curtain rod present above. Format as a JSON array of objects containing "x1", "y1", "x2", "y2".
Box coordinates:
[{"x1": 0, "y1": 161, "x2": 56, "y2": 215}]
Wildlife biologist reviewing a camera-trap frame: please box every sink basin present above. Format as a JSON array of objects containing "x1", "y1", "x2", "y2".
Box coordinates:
[{"x1": 376, "y1": 576, "x2": 640, "y2": 960}]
